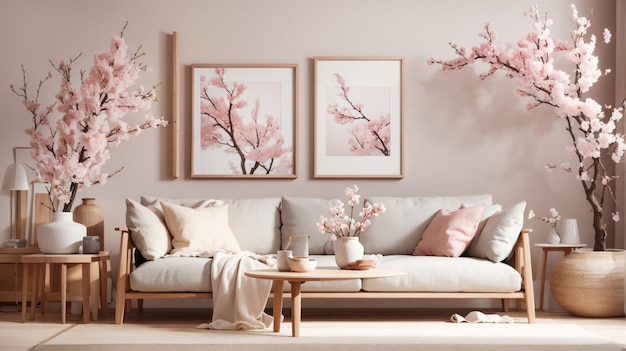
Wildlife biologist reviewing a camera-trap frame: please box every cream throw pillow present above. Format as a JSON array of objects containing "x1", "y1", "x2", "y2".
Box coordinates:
[
  {"x1": 125, "y1": 198, "x2": 171, "y2": 260},
  {"x1": 161, "y1": 201, "x2": 241, "y2": 255}
]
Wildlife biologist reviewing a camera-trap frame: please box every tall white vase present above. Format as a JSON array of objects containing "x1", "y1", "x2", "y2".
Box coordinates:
[
  {"x1": 333, "y1": 237, "x2": 364, "y2": 269},
  {"x1": 558, "y1": 218, "x2": 580, "y2": 244},
  {"x1": 37, "y1": 212, "x2": 87, "y2": 254}
]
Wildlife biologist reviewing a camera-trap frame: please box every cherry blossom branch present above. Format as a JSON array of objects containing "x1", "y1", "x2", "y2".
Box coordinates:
[
  {"x1": 10, "y1": 25, "x2": 168, "y2": 211},
  {"x1": 327, "y1": 74, "x2": 391, "y2": 156},
  {"x1": 429, "y1": 4, "x2": 622, "y2": 250}
]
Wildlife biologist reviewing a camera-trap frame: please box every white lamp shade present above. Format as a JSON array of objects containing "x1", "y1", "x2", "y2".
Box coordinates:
[{"x1": 2, "y1": 163, "x2": 29, "y2": 191}]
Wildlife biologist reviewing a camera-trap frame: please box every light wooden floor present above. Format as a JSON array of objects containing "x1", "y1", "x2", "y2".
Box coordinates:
[{"x1": 1, "y1": 303, "x2": 625, "y2": 350}]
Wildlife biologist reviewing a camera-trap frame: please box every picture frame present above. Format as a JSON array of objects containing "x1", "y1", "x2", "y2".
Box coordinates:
[
  {"x1": 191, "y1": 64, "x2": 298, "y2": 178},
  {"x1": 313, "y1": 57, "x2": 404, "y2": 178}
]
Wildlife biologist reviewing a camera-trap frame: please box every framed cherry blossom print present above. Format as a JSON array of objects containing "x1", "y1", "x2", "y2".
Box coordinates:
[
  {"x1": 191, "y1": 64, "x2": 298, "y2": 178},
  {"x1": 313, "y1": 57, "x2": 404, "y2": 178}
]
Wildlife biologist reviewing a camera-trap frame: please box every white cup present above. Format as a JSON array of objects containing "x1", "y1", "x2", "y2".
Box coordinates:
[{"x1": 277, "y1": 250, "x2": 293, "y2": 272}]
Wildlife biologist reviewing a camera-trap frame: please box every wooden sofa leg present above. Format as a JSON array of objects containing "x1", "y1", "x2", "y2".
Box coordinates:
[
  {"x1": 114, "y1": 298, "x2": 125, "y2": 324},
  {"x1": 501, "y1": 299, "x2": 510, "y2": 312}
]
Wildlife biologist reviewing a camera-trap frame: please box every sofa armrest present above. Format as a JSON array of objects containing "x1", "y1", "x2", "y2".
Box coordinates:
[
  {"x1": 115, "y1": 227, "x2": 133, "y2": 324},
  {"x1": 513, "y1": 228, "x2": 536, "y2": 319}
]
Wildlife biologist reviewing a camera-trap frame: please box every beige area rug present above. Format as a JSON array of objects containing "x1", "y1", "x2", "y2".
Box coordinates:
[{"x1": 34, "y1": 321, "x2": 624, "y2": 351}]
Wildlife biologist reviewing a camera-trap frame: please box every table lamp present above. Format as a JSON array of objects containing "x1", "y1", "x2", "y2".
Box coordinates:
[{"x1": 2, "y1": 161, "x2": 29, "y2": 240}]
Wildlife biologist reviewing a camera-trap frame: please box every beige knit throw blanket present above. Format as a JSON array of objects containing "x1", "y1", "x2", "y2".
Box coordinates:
[{"x1": 196, "y1": 251, "x2": 277, "y2": 330}]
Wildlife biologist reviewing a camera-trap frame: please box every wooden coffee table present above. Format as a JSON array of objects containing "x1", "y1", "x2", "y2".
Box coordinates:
[{"x1": 245, "y1": 267, "x2": 403, "y2": 337}]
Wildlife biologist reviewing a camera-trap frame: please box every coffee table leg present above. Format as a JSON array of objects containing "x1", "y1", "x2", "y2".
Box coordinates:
[
  {"x1": 290, "y1": 281, "x2": 302, "y2": 337},
  {"x1": 272, "y1": 280, "x2": 283, "y2": 332}
]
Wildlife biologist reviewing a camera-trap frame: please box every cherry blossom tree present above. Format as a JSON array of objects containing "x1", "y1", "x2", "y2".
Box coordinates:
[
  {"x1": 327, "y1": 73, "x2": 391, "y2": 156},
  {"x1": 198, "y1": 68, "x2": 292, "y2": 175},
  {"x1": 429, "y1": 5, "x2": 625, "y2": 250},
  {"x1": 11, "y1": 24, "x2": 168, "y2": 212}
]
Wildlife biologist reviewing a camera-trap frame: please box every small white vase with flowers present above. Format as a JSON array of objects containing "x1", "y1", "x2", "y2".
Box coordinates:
[
  {"x1": 528, "y1": 208, "x2": 561, "y2": 245},
  {"x1": 316, "y1": 185, "x2": 386, "y2": 269}
]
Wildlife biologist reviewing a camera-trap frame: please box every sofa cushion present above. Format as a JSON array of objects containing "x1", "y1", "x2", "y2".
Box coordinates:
[
  {"x1": 129, "y1": 255, "x2": 361, "y2": 294},
  {"x1": 130, "y1": 257, "x2": 213, "y2": 292},
  {"x1": 125, "y1": 198, "x2": 171, "y2": 260},
  {"x1": 362, "y1": 255, "x2": 522, "y2": 292},
  {"x1": 362, "y1": 195, "x2": 493, "y2": 255},
  {"x1": 413, "y1": 204, "x2": 484, "y2": 257},
  {"x1": 223, "y1": 198, "x2": 282, "y2": 255},
  {"x1": 141, "y1": 196, "x2": 281, "y2": 255},
  {"x1": 161, "y1": 202, "x2": 241, "y2": 255},
  {"x1": 281, "y1": 196, "x2": 338, "y2": 255},
  {"x1": 466, "y1": 201, "x2": 526, "y2": 262}
]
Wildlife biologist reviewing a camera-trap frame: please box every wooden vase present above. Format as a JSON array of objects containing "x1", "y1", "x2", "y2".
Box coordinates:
[
  {"x1": 73, "y1": 198, "x2": 104, "y2": 251},
  {"x1": 550, "y1": 249, "x2": 625, "y2": 317}
]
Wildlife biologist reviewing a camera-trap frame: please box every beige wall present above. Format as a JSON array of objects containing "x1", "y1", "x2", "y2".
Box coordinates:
[{"x1": 0, "y1": 0, "x2": 621, "y2": 267}]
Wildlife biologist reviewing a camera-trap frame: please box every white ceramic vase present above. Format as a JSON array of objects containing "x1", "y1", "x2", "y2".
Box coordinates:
[
  {"x1": 333, "y1": 237, "x2": 364, "y2": 269},
  {"x1": 37, "y1": 212, "x2": 87, "y2": 254},
  {"x1": 558, "y1": 218, "x2": 580, "y2": 244},
  {"x1": 547, "y1": 227, "x2": 560, "y2": 244}
]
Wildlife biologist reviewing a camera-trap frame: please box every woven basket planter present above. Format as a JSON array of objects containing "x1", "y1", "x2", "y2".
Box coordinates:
[{"x1": 550, "y1": 249, "x2": 625, "y2": 317}]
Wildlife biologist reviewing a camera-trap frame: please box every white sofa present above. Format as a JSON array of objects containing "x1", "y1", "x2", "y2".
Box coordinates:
[{"x1": 115, "y1": 194, "x2": 535, "y2": 324}]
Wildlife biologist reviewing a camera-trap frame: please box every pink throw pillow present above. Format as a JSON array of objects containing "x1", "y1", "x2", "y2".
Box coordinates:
[{"x1": 413, "y1": 204, "x2": 485, "y2": 257}]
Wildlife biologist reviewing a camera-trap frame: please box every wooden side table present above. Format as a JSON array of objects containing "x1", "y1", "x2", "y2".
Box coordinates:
[
  {"x1": 21, "y1": 251, "x2": 111, "y2": 324},
  {"x1": 534, "y1": 243, "x2": 586, "y2": 310},
  {"x1": 0, "y1": 247, "x2": 40, "y2": 303}
]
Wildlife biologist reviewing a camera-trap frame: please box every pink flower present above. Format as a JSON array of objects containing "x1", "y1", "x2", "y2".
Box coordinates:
[
  {"x1": 429, "y1": 4, "x2": 626, "y2": 249},
  {"x1": 603, "y1": 28, "x2": 612, "y2": 44},
  {"x1": 10, "y1": 25, "x2": 168, "y2": 212},
  {"x1": 316, "y1": 185, "x2": 385, "y2": 239}
]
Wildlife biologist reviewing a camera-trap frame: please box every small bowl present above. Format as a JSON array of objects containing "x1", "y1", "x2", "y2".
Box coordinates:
[{"x1": 288, "y1": 257, "x2": 317, "y2": 272}]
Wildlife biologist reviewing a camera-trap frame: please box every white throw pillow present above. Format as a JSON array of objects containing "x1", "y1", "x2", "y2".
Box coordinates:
[
  {"x1": 466, "y1": 201, "x2": 526, "y2": 262},
  {"x1": 125, "y1": 198, "x2": 171, "y2": 260},
  {"x1": 161, "y1": 201, "x2": 241, "y2": 255}
]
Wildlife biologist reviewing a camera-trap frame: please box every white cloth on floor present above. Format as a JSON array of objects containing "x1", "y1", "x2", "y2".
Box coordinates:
[
  {"x1": 450, "y1": 310, "x2": 514, "y2": 323},
  {"x1": 196, "y1": 250, "x2": 277, "y2": 330}
]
